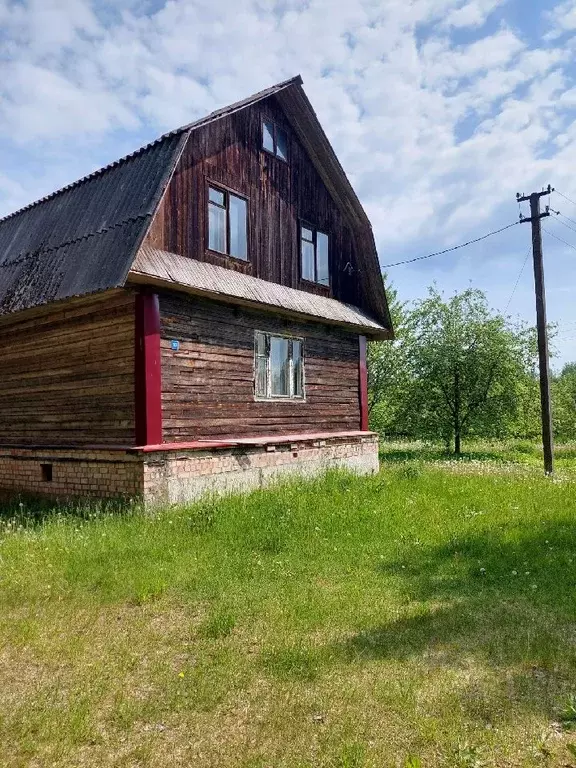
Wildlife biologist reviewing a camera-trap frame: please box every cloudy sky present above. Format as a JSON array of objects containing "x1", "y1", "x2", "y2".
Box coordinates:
[{"x1": 1, "y1": 0, "x2": 576, "y2": 366}]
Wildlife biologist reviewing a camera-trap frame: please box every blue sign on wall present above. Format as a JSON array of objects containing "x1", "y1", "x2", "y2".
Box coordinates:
[{"x1": 171, "y1": 340, "x2": 180, "y2": 351}]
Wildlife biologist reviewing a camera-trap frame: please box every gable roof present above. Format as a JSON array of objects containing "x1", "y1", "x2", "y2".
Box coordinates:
[{"x1": 0, "y1": 76, "x2": 391, "y2": 333}]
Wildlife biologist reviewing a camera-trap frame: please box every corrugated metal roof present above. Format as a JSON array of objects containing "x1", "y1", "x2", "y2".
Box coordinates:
[
  {"x1": 0, "y1": 74, "x2": 391, "y2": 334},
  {"x1": 0, "y1": 132, "x2": 186, "y2": 315},
  {"x1": 130, "y1": 246, "x2": 390, "y2": 339},
  {"x1": 0, "y1": 78, "x2": 301, "y2": 318}
]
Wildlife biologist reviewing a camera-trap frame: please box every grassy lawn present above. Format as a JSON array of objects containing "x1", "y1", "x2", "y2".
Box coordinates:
[{"x1": 2, "y1": 444, "x2": 576, "y2": 766}]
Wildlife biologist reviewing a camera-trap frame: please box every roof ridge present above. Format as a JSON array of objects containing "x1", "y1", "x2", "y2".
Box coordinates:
[
  {"x1": 0, "y1": 75, "x2": 302, "y2": 228},
  {"x1": 0, "y1": 212, "x2": 152, "y2": 269}
]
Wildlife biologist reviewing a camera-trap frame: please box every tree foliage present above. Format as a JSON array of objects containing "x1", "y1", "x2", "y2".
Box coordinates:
[
  {"x1": 367, "y1": 277, "x2": 411, "y2": 434},
  {"x1": 369, "y1": 284, "x2": 540, "y2": 454},
  {"x1": 553, "y1": 363, "x2": 576, "y2": 440}
]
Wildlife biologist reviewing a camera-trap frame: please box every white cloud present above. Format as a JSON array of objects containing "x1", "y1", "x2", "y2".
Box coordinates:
[
  {"x1": 444, "y1": 0, "x2": 507, "y2": 28},
  {"x1": 0, "y1": 0, "x2": 570, "y2": 240},
  {"x1": 545, "y1": 0, "x2": 576, "y2": 39}
]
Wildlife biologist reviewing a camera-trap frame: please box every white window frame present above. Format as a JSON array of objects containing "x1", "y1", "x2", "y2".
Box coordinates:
[{"x1": 254, "y1": 331, "x2": 305, "y2": 401}]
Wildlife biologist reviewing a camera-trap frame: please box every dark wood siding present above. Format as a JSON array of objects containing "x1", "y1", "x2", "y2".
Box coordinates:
[
  {"x1": 159, "y1": 291, "x2": 361, "y2": 441},
  {"x1": 0, "y1": 291, "x2": 136, "y2": 446},
  {"x1": 145, "y1": 95, "x2": 362, "y2": 310}
]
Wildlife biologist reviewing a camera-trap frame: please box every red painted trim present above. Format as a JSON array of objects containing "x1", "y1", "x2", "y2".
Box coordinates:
[
  {"x1": 134, "y1": 292, "x2": 163, "y2": 446},
  {"x1": 134, "y1": 430, "x2": 376, "y2": 453},
  {"x1": 358, "y1": 335, "x2": 369, "y2": 431}
]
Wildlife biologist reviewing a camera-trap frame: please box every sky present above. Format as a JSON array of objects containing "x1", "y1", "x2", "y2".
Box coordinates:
[{"x1": 2, "y1": 0, "x2": 576, "y2": 367}]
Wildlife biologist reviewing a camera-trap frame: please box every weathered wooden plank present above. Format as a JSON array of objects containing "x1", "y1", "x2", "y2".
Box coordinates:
[
  {"x1": 158, "y1": 292, "x2": 360, "y2": 441},
  {"x1": 0, "y1": 292, "x2": 136, "y2": 446},
  {"x1": 142, "y1": 95, "x2": 369, "y2": 315}
]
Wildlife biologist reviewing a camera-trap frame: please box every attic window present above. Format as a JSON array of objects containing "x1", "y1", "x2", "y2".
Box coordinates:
[
  {"x1": 208, "y1": 185, "x2": 248, "y2": 260},
  {"x1": 300, "y1": 225, "x2": 329, "y2": 286},
  {"x1": 262, "y1": 120, "x2": 288, "y2": 161}
]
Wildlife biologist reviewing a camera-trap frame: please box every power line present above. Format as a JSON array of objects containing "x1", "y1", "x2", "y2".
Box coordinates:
[
  {"x1": 542, "y1": 226, "x2": 576, "y2": 253},
  {"x1": 381, "y1": 221, "x2": 520, "y2": 268},
  {"x1": 548, "y1": 212, "x2": 576, "y2": 236},
  {"x1": 504, "y1": 248, "x2": 531, "y2": 315},
  {"x1": 555, "y1": 189, "x2": 576, "y2": 208},
  {"x1": 558, "y1": 211, "x2": 576, "y2": 228}
]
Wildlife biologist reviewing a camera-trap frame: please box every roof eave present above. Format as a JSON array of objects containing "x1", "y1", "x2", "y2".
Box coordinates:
[{"x1": 126, "y1": 269, "x2": 392, "y2": 340}]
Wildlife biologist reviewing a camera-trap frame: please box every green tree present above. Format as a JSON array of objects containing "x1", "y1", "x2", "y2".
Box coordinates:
[
  {"x1": 553, "y1": 363, "x2": 576, "y2": 440},
  {"x1": 397, "y1": 287, "x2": 535, "y2": 455},
  {"x1": 367, "y1": 277, "x2": 410, "y2": 435}
]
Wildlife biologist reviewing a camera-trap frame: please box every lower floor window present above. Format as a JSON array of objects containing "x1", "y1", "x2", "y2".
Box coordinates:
[{"x1": 254, "y1": 331, "x2": 304, "y2": 399}]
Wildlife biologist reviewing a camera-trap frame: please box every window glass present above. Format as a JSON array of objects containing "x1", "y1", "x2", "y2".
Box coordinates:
[
  {"x1": 270, "y1": 336, "x2": 290, "y2": 396},
  {"x1": 263, "y1": 120, "x2": 275, "y2": 153},
  {"x1": 255, "y1": 357, "x2": 267, "y2": 397},
  {"x1": 255, "y1": 331, "x2": 267, "y2": 357},
  {"x1": 292, "y1": 340, "x2": 302, "y2": 397},
  {"x1": 208, "y1": 200, "x2": 226, "y2": 253},
  {"x1": 229, "y1": 194, "x2": 247, "y2": 260},
  {"x1": 301, "y1": 238, "x2": 315, "y2": 282},
  {"x1": 300, "y1": 225, "x2": 330, "y2": 285},
  {"x1": 209, "y1": 187, "x2": 225, "y2": 206},
  {"x1": 276, "y1": 128, "x2": 288, "y2": 161},
  {"x1": 316, "y1": 231, "x2": 329, "y2": 286},
  {"x1": 255, "y1": 333, "x2": 304, "y2": 399}
]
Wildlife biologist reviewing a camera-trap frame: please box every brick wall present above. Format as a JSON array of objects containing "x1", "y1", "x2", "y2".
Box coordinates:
[
  {"x1": 143, "y1": 434, "x2": 379, "y2": 505},
  {"x1": 0, "y1": 435, "x2": 379, "y2": 504},
  {"x1": 0, "y1": 448, "x2": 143, "y2": 499}
]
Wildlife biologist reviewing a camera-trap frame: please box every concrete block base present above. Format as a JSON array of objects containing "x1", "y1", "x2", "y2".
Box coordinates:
[
  {"x1": 0, "y1": 433, "x2": 379, "y2": 506},
  {"x1": 143, "y1": 433, "x2": 379, "y2": 506}
]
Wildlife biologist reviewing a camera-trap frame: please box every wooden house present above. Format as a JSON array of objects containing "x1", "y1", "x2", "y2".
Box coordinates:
[{"x1": 0, "y1": 76, "x2": 392, "y2": 503}]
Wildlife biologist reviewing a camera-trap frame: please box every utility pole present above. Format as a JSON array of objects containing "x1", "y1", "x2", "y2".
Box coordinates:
[{"x1": 517, "y1": 185, "x2": 554, "y2": 474}]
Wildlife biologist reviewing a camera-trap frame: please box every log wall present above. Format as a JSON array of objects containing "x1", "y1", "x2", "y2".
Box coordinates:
[
  {"x1": 159, "y1": 291, "x2": 361, "y2": 440},
  {"x1": 145, "y1": 95, "x2": 362, "y2": 310},
  {"x1": 0, "y1": 291, "x2": 136, "y2": 446}
]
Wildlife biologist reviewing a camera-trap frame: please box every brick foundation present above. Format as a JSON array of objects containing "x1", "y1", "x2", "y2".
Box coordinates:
[
  {"x1": 0, "y1": 433, "x2": 379, "y2": 505},
  {"x1": 0, "y1": 448, "x2": 143, "y2": 499},
  {"x1": 143, "y1": 434, "x2": 379, "y2": 505}
]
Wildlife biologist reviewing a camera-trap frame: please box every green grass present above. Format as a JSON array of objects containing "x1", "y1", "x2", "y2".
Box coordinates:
[{"x1": 2, "y1": 445, "x2": 576, "y2": 766}]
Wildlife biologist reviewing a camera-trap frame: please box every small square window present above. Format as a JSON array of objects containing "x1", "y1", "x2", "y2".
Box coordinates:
[
  {"x1": 254, "y1": 332, "x2": 304, "y2": 400},
  {"x1": 41, "y1": 463, "x2": 53, "y2": 482}
]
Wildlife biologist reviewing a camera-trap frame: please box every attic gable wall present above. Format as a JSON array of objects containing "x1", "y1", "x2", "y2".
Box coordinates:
[{"x1": 144, "y1": 95, "x2": 369, "y2": 313}]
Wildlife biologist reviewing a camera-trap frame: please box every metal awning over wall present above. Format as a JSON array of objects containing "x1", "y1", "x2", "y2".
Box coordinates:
[{"x1": 129, "y1": 246, "x2": 391, "y2": 339}]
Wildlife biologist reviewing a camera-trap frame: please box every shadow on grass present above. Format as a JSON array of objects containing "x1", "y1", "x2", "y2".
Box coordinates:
[
  {"x1": 315, "y1": 519, "x2": 576, "y2": 720},
  {"x1": 356, "y1": 519, "x2": 575, "y2": 657}
]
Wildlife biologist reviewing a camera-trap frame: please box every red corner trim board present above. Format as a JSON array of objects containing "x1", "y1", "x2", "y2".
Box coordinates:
[
  {"x1": 135, "y1": 292, "x2": 163, "y2": 446},
  {"x1": 359, "y1": 335, "x2": 369, "y2": 432},
  {"x1": 133, "y1": 297, "x2": 370, "y2": 448}
]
